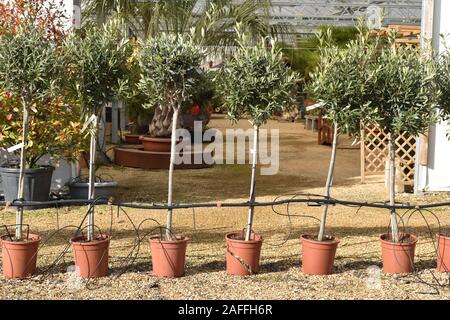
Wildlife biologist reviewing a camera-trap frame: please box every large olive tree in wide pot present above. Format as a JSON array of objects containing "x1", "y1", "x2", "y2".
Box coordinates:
[
  {"x1": 217, "y1": 25, "x2": 296, "y2": 276},
  {"x1": 0, "y1": 21, "x2": 65, "y2": 278},
  {"x1": 369, "y1": 35, "x2": 440, "y2": 274},
  {"x1": 138, "y1": 33, "x2": 205, "y2": 278},
  {"x1": 305, "y1": 29, "x2": 378, "y2": 275},
  {"x1": 64, "y1": 19, "x2": 131, "y2": 278}
]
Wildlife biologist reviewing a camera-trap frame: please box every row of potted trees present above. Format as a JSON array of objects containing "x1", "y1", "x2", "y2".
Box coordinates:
[
  {"x1": 306, "y1": 27, "x2": 450, "y2": 275},
  {"x1": 0, "y1": 3, "x2": 449, "y2": 279},
  {"x1": 0, "y1": 2, "x2": 132, "y2": 278},
  {"x1": 139, "y1": 26, "x2": 450, "y2": 279}
]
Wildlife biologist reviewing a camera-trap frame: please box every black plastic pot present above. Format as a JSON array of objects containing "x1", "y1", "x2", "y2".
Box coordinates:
[
  {"x1": 0, "y1": 166, "x2": 55, "y2": 207},
  {"x1": 68, "y1": 181, "x2": 118, "y2": 200}
]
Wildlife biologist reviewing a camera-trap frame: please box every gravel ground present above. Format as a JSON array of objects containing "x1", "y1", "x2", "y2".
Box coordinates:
[{"x1": 1, "y1": 185, "x2": 449, "y2": 300}]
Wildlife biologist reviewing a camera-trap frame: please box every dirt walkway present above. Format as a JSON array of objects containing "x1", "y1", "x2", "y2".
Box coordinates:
[{"x1": 104, "y1": 115, "x2": 367, "y2": 203}]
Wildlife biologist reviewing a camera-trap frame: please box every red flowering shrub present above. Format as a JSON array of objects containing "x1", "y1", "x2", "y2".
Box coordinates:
[
  {"x1": 0, "y1": 0, "x2": 86, "y2": 168},
  {"x1": 0, "y1": 0, "x2": 67, "y2": 40}
]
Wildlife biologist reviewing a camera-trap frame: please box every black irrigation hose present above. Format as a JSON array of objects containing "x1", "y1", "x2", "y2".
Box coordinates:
[
  {"x1": 3, "y1": 195, "x2": 450, "y2": 211},
  {"x1": 265, "y1": 193, "x2": 450, "y2": 294}
]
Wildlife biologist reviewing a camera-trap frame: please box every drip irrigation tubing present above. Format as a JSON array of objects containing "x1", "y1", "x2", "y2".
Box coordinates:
[{"x1": 3, "y1": 195, "x2": 450, "y2": 211}]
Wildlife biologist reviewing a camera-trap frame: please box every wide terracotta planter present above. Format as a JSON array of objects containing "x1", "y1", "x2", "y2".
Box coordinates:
[
  {"x1": 437, "y1": 233, "x2": 450, "y2": 272},
  {"x1": 149, "y1": 236, "x2": 189, "y2": 278},
  {"x1": 225, "y1": 232, "x2": 263, "y2": 276},
  {"x1": 301, "y1": 234, "x2": 339, "y2": 275},
  {"x1": 140, "y1": 136, "x2": 172, "y2": 152},
  {"x1": 1, "y1": 233, "x2": 41, "y2": 279},
  {"x1": 380, "y1": 233, "x2": 417, "y2": 274},
  {"x1": 123, "y1": 134, "x2": 142, "y2": 145},
  {"x1": 70, "y1": 234, "x2": 111, "y2": 278}
]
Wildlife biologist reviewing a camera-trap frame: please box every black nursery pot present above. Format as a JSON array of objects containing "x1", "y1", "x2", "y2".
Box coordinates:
[
  {"x1": 0, "y1": 165, "x2": 54, "y2": 207},
  {"x1": 68, "y1": 181, "x2": 118, "y2": 200}
]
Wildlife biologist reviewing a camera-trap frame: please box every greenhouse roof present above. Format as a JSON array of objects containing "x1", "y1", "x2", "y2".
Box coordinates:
[{"x1": 195, "y1": 0, "x2": 422, "y2": 35}]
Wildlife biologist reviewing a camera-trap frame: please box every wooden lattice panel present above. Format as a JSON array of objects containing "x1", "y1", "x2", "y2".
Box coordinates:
[
  {"x1": 360, "y1": 127, "x2": 416, "y2": 186},
  {"x1": 395, "y1": 134, "x2": 416, "y2": 184},
  {"x1": 361, "y1": 25, "x2": 419, "y2": 187}
]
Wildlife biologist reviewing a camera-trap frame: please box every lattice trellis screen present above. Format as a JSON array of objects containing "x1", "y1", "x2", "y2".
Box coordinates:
[
  {"x1": 360, "y1": 127, "x2": 416, "y2": 186},
  {"x1": 360, "y1": 25, "x2": 419, "y2": 187}
]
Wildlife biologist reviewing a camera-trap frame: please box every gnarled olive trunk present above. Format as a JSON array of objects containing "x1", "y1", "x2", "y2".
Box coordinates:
[{"x1": 149, "y1": 105, "x2": 183, "y2": 137}]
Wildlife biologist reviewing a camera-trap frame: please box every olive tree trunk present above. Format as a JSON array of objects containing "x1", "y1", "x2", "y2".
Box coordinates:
[
  {"x1": 15, "y1": 104, "x2": 29, "y2": 240},
  {"x1": 318, "y1": 123, "x2": 338, "y2": 242},
  {"x1": 87, "y1": 115, "x2": 98, "y2": 241},
  {"x1": 166, "y1": 107, "x2": 180, "y2": 240},
  {"x1": 388, "y1": 137, "x2": 399, "y2": 242},
  {"x1": 149, "y1": 104, "x2": 183, "y2": 137},
  {"x1": 245, "y1": 125, "x2": 259, "y2": 241}
]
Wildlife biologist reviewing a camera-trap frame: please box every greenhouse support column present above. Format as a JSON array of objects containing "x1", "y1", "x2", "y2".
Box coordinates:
[
  {"x1": 87, "y1": 115, "x2": 98, "y2": 241},
  {"x1": 318, "y1": 123, "x2": 338, "y2": 242},
  {"x1": 166, "y1": 108, "x2": 180, "y2": 240},
  {"x1": 15, "y1": 105, "x2": 29, "y2": 240},
  {"x1": 245, "y1": 125, "x2": 259, "y2": 241},
  {"x1": 388, "y1": 137, "x2": 399, "y2": 242}
]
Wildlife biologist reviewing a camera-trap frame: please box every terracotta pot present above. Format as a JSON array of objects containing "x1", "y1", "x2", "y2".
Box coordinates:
[
  {"x1": 225, "y1": 232, "x2": 263, "y2": 276},
  {"x1": 437, "y1": 233, "x2": 450, "y2": 272},
  {"x1": 140, "y1": 136, "x2": 172, "y2": 152},
  {"x1": 301, "y1": 234, "x2": 339, "y2": 275},
  {"x1": 380, "y1": 233, "x2": 417, "y2": 274},
  {"x1": 149, "y1": 236, "x2": 189, "y2": 278},
  {"x1": 1, "y1": 233, "x2": 41, "y2": 279},
  {"x1": 70, "y1": 234, "x2": 111, "y2": 278},
  {"x1": 123, "y1": 134, "x2": 142, "y2": 145}
]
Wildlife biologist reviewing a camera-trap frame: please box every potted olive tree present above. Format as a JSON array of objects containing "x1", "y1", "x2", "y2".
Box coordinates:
[
  {"x1": 0, "y1": 21, "x2": 64, "y2": 279},
  {"x1": 138, "y1": 33, "x2": 205, "y2": 278},
  {"x1": 304, "y1": 29, "x2": 377, "y2": 275},
  {"x1": 370, "y1": 36, "x2": 440, "y2": 274},
  {"x1": 0, "y1": 0, "x2": 76, "y2": 206},
  {"x1": 64, "y1": 20, "x2": 131, "y2": 278},
  {"x1": 217, "y1": 26, "x2": 296, "y2": 276},
  {"x1": 431, "y1": 43, "x2": 450, "y2": 272}
]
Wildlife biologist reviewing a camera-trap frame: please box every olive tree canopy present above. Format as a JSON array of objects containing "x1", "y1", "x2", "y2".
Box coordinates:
[
  {"x1": 306, "y1": 29, "x2": 378, "y2": 136},
  {"x1": 218, "y1": 25, "x2": 296, "y2": 128}
]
